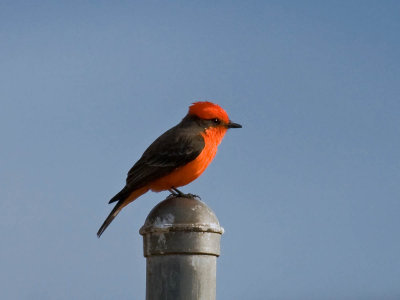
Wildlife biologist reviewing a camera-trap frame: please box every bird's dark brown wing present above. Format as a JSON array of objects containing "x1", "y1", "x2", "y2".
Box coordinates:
[{"x1": 108, "y1": 126, "x2": 205, "y2": 204}]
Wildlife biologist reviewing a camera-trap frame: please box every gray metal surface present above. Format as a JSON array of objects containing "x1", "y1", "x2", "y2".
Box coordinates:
[{"x1": 140, "y1": 196, "x2": 223, "y2": 300}]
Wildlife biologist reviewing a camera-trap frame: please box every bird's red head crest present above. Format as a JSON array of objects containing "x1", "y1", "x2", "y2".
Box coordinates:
[{"x1": 188, "y1": 101, "x2": 229, "y2": 123}]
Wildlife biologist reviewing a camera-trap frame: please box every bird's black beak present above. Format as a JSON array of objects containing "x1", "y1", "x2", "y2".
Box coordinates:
[{"x1": 227, "y1": 121, "x2": 242, "y2": 128}]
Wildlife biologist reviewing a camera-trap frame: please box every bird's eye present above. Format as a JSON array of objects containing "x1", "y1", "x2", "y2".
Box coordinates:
[{"x1": 212, "y1": 118, "x2": 221, "y2": 124}]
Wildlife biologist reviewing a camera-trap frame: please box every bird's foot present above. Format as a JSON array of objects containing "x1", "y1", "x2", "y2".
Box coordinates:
[
  {"x1": 168, "y1": 188, "x2": 201, "y2": 200},
  {"x1": 167, "y1": 193, "x2": 177, "y2": 199},
  {"x1": 183, "y1": 193, "x2": 201, "y2": 200}
]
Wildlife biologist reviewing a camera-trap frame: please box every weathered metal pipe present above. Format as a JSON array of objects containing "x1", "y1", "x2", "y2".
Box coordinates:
[{"x1": 140, "y1": 196, "x2": 224, "y2": 300}]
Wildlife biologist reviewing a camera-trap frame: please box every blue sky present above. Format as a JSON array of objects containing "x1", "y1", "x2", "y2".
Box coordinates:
[{"x1": 1, "y1": 1, "x2": 399, "y2": 299}]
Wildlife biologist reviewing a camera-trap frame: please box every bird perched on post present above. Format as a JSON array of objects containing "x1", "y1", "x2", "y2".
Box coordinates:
[{"x1": 97, "y1": 101, "x2": 241, "y2": 237}]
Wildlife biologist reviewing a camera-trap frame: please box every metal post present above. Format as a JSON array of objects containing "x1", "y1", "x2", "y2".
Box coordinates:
[{"x1": 140, "y1": 196, "x2": 224, "y2": 300}]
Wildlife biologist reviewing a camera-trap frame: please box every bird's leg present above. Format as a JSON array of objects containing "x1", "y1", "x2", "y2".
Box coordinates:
[
  {"x1": 171, "y1": 187, "x2": 201, "y2": 200},
  {"x1": 167, "y1": 189, "x2": 179, "y2": 198}
]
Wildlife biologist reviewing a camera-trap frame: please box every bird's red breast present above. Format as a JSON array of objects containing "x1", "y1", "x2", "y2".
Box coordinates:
[{"x1": 149, "y1": 125, "x2": 228, "y2": 191}]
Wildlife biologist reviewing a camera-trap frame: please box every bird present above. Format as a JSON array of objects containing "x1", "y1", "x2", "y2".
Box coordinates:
[{"x1": 97, "y1": 101, "x2": 241, "y2": 237}]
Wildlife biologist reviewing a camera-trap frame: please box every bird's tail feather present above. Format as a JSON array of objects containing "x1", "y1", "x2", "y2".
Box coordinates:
[
  {"x1": 97, "y1": 201, "x2": 125, "y2": 238},
  {"x1": 108, "y1": 189, "x2": 125, "y2": 204},
  {"x1": 97, "y1": 187, "x2": 149, "y2": 238}
]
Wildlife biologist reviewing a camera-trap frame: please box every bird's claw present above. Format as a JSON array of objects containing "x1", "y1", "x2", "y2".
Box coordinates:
[
  {"x1": 184, "y1": 193, "x2": 201, "y2": 200},
  {"x1": 167, "y1": 193, "x2": 177, "y2": 199},
  {"x1": 167, "y1": 188, "x2": 201, "y2": 200},
  {"x1": 168, "y1": 193, "x2": 201, "y2": 200}
]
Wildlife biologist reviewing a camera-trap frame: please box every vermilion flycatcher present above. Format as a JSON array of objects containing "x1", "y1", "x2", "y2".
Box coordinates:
[{"x1": 97, "y1": 101, "x2": 241, "y2": 237}]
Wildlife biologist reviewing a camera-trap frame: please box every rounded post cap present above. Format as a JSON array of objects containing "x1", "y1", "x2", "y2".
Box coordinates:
[
  {"x1": 140, "y1": 196, "x2": 223, "y2": 256},
  {"x1": 140, "y1": 196, "x2": 224, "y2": 235}
]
